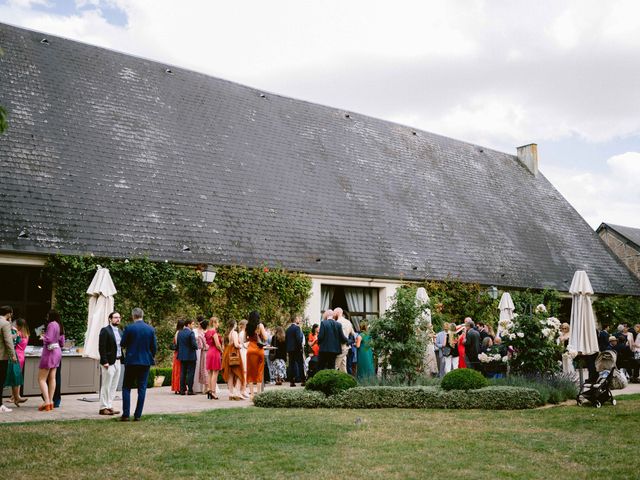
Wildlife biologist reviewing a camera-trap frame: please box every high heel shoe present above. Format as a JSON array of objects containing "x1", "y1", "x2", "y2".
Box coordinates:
[
  {"x1": 38, "y1": 403, "x2": 48, "y2": 411},
  {"x1": 207, "y1": 391, "x2": 213, "y2": 400}
]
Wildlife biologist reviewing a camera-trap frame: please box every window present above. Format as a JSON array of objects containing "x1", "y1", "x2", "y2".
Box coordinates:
[{"x1": 321, "y1": 285, "x2": 379, "y2": 325}]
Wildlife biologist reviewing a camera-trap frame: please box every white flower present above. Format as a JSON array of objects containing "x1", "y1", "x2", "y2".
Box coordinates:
[
  {"x1": 502, "y1": 356, "x2": 509, "y2": 363},
  {"x1": 516, "y1": 332, "x2": 524, "y2": 338},
  {"x1": 535, "y1": 304, "x2": 547, "y2": 313},
  {"x1": 513, "y1": 313, "x2": 519, "y2": 318},
  {"x1": 509, "y1": 333, "x2": 516, "y2": 340},
  {"x1": 541, "y1": 328, "x2": 551, "y2": 338},
  {"x1": 492, "y1": 354, "x2": 502, "y2": 362}
]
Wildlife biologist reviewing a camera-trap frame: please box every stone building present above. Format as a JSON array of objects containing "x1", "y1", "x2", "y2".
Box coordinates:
[
  {"x1": 1, "y1": 23, "x2": 639, "y2": 327},
  {"x1": 596, "y1": 223, "x2": 640, "y2": 280}
]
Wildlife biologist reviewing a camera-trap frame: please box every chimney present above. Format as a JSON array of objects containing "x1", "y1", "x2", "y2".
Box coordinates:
[
  {"x1": 517, "y1": 143, "x2": 538, "y2": 176},
  {"x1": 518, "y1": 143, "x2": 538, "y2": 177}
]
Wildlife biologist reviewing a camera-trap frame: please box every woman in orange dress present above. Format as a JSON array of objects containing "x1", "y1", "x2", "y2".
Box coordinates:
[
  {"x1": 221, "y1": 320, "x2": 245, "y2": 400},
  {"x1": 245, "y1": 311, "x2": 267, "y2": 400},
  {"x1": 171, "y1": 320, "x2": 184, "y2": 394},
  {"x1": 308, "y1": 324, "x2": 320, "y2": 357}
]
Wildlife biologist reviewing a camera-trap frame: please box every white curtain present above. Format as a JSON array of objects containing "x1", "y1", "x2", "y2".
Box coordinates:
[
  {"x1": 321, "y1": 286, "x2": 335, "y2": 311},
  {"x1": 364, "y1": 288, "x2": 379, "y2": 320},
  {"x1": 345, "y1": 287, "x2": 365, "y2": 314}
]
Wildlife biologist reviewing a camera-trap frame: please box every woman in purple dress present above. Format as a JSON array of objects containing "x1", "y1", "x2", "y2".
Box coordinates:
[{"x1": 38, "y1": 310, "x2": 65, "y2": 411}]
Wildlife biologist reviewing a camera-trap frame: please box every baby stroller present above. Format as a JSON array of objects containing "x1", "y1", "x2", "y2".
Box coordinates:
[{"x1": 576, "y1": 350, "x2": 617, "y2": 408}]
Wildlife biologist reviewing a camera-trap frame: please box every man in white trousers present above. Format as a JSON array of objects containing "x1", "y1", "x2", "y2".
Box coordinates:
[{"x1": 98, "y1": 311, "x2": 123, "y2": 415}]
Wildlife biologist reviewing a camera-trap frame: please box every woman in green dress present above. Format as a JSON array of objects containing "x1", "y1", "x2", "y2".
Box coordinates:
[
  {"x1": 356, "y1": 322, "x2": 375, "y2": 381},
  {"x1": 4, "y1": 326, "x2": 24, "y2": 405}
]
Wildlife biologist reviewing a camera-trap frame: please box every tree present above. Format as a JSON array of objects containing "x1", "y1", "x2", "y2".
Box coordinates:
[{"x1": 369, "y1": 286, "x2": 429, "y2": 383}]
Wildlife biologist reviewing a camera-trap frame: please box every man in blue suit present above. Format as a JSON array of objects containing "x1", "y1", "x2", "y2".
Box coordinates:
[
  {"x1": 176, "y1": 318, "x2": 198, "y2": 395},
  {"x1": 120, "y1": 307, "x2": 157, "y2": 421},
  {"x1": 317, "y1": 309, "x2": 348, "y2": 371},
  {"x1": 285, "y1": 314, "x2": 305, "y2": 386}
]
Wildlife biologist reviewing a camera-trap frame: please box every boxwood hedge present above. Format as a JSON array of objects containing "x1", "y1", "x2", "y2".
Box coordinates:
[{"x1": 254, "y1": 385, "x2": 541, "y2": 410}]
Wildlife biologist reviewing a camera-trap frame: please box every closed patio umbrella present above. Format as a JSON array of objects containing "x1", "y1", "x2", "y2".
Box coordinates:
[
  {"x1": 415, "y1": 287, "x2": 437, "y2": 375},
  {"x1": 84, "y1": 267, "x2": 117, "y2": 360},
  {"x1": 567, "y1": 270, "x2": 599, "y2": 356},
  {"x1": 497, "y1": 292, "x2": 515, "y2": 337},
  {"x1": 568, "y1": 270, "x2": 599, "y2": 387}
]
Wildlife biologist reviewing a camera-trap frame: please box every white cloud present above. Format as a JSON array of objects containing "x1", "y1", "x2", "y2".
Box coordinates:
[{"x1": 544, "y1": 152, "x2": 640, "y2": 229}]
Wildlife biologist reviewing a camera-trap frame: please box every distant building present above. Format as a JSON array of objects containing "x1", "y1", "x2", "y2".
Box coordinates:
[
  {"x1": 1, "y1": 23, "x2": 639, "y2": 328},
  {"x1": 596, "y1": 223, "x2": 640, "y2": 280}
]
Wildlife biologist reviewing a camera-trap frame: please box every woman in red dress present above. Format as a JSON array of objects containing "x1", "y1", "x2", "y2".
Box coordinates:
[
  {"x1": 205, "y1": 316, "x2": 223, "y2": 399},
  {"x1": 171, "y1": 320, "x2": 184, "y2": 394},
  {"x1": 457, "y1": 324, "x2": 467, "y2": 369}
]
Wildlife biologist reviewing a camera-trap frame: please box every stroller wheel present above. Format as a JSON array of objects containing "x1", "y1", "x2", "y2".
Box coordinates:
[
  {"x1": 576, "y1": 399, "x2": 583, "y2": 406},
  {"x1": 594, "y1": 401, "x2": 602, "y2": 408},
  {"x1": 612, "y1": 399, "x2": 617, "y2": 406}
]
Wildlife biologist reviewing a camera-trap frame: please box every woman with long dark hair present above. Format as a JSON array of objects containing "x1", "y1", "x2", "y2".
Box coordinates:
[
  {"x1": 38, "y1": 310, "x2": 65, "y2": 411},
  {"x1": 245, "y1": 311, "x2": 267, "y2": 400},
  {"x1": 270, "y1": 326, "x2": 287, "y2": 385}
]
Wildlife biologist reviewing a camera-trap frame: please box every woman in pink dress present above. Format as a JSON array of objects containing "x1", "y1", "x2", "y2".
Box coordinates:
[
  {"x1": 457, "y1": 325, "x2": 467, "y2": 369},
  {"x1": 38, "y1": 310, "x2": 65, "y2": 412},
  {"x1": 205, "y1": 316, "x2": 223, "y2": 399}
]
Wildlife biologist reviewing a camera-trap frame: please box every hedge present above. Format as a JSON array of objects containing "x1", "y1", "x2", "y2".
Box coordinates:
[
  {"x1": 305, "y1": 369, "x2": 357, "y2": 396},
  {"x1": 255, "y1": 386, "x2": 542, "y2": 410},
  {"x1": 253, "y1": 389, "x2": 329, "y2": 408}
]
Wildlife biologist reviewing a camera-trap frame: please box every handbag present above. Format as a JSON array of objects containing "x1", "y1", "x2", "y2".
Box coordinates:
[
  {"x1": 169, "y1": 342, "x2": 177, "y2": 351},
  {"x1": 228, "y1": 349, "x2": 241, "y2": 366}
]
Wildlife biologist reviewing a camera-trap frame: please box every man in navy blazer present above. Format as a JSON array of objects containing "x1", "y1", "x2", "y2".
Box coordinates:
[
  {"x1": 317, "y1": 309, "x2": 348, "y2": 371},
  {"x1": 285, "y1": 314, "x2": 305, "y2": 386},
  {"x1": 120, "y1": 307, "x2": 157, "y2": 421},
  {"x1": 176, "y1": 318, "x2": 198, "y2": 395}
]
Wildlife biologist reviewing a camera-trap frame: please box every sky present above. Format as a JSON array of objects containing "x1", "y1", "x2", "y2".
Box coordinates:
[{"x1": 1, "y1": 0, "x2": 639, "y2": 229}]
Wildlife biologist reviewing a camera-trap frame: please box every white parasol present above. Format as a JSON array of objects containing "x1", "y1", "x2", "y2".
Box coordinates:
[
  {"x1": 497, "y1": 292, "x2": 515, "y2": 337},
  {"x1": 415, "y1": 287, "x2": 432, "y2": 325},
  {"x1": 567, "y1": 270, "x2": 599, "y2": 356},
  {"x1": 83, "y1": 267, "x2": 117, "y2": 360}
]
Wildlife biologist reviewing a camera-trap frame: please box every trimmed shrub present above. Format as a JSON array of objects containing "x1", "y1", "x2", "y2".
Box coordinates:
[
  {"x1": 490, "y1": 374, "x2": 578, "y2": 405},
  {"x1": 441, "y1": 369, "x2": 488, "y2": 391},
  {"x1": 305, "y1": 369, "x2": 357, "y2": 396},
  {"x1": 255, "y1": 386, "x2": 541, "y2": 410},
  {"x1": 254, "y1": 389, "x2": 329, "y2": 408}
]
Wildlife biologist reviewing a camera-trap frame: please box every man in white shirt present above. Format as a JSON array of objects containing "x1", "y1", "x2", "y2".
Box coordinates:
[
  {"x1": 334, "y1": 308, "x2": 354, "y2": 373},
  {"x1": 98, "y1": 311, "x2": 123, "y2": 415}
]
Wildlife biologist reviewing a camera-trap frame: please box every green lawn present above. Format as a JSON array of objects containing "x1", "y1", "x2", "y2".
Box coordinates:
[{"x1": 3, "y1": 395, "x2": 639, "y2": 480}]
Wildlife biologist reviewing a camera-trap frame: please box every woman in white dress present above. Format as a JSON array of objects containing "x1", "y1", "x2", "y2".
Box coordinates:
[{"x1": 238, "y1": 319, "x2": 249, "y2": 399}]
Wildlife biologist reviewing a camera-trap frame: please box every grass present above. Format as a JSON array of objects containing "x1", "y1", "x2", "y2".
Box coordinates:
[{"x1": 2, "y1": 399, "x2": 639, "y2": 479}]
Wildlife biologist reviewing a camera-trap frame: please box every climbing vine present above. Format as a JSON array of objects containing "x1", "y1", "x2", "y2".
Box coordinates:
[{"x1": 44, "y1": 256, "x2": 311, "y2": 365}]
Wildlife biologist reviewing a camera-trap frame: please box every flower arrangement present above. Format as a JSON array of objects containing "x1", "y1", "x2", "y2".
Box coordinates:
[{"x1": 499, "y1": 308, "x2": 562, "y2": 375}]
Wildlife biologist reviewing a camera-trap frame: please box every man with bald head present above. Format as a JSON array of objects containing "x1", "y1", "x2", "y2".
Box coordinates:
[
  {"x1": 317, "y1": 309, "x2": 348, "y2": 371},
  {"x1": 334, "y1": 308, "x2": 354, "y2": 373}
]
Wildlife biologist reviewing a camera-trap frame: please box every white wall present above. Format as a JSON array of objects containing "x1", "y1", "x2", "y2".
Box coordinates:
[{"x1": 303, "y1": 274, "x2": 402, "y2": 324}]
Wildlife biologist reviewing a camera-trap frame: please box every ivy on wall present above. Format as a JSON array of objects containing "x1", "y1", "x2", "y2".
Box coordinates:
[
  {"x1": 44, "y1": 256, "x2": 311, "y2": 365},
  {"x1": 593, "y1": 295, "x2": 640, "y2": 328}
]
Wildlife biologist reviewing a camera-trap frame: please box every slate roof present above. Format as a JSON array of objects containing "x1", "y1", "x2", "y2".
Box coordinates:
[
  {"x1": 1, "y1": 23, "x2": 639, "y2": 295},
  {"x1": 597, "y1": 223, "x2": 640, "y2": 251}
]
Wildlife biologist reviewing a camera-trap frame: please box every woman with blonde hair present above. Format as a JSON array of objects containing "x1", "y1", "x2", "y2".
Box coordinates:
[
  {"x1": 205, "y1": 316, "x2": 223, "y2": 399},
  {"x1": 221, "y1": 320, "x2": 245, "y2": 400},
  {"x1": 238, "y1": 319, "x2": 249, "y2": 399}
]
